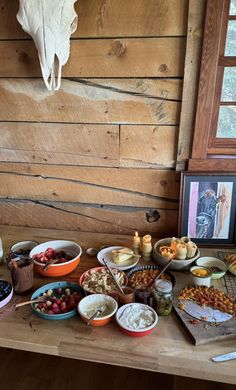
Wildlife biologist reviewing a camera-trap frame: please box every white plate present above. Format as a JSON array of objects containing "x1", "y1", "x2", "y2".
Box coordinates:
[{"x1": 97, "y1": 246, "x2": 139, "y2": 271}]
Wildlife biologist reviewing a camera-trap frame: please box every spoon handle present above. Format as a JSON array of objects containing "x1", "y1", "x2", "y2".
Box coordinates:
[
  {"x1": 145, "y1": 259, "x2": 173, "y2": 290},
  {"x1": 86, "y1": 310, "x2": 101, "y2": 326},
  {"x1": 103, "y1": 258, "x2": 124, "y2": 294},
  {"x1": 15, "y1": 298, "x2": 44, "y2": 308},
  {"x1": 43, "y1": 258, "x2": 59, "y2": 271}
]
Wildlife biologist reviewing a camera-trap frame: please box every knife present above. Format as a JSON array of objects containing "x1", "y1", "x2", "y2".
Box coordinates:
[{"x1": 211, "y1": 352, "x2": 236, "y2": 362}]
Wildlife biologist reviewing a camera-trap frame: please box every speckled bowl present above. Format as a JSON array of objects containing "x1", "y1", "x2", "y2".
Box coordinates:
[{"x1": 153, "y1": 238, "x2": 200, "y2": 270}]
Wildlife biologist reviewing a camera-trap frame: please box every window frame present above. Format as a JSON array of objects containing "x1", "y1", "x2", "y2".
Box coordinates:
[{"x1": 189, "y1": 0, "x2": 236, "y2": 172}]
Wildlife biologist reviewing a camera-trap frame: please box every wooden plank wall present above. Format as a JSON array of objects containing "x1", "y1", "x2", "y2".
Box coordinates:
[{"x1": 0, "y1": 0, "x2": 189, "y2": 236}]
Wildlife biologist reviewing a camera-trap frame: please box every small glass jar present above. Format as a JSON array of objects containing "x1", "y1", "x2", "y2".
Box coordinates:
[{"x1": 153, "y1": 279, "x2": 173, "y2": 316}]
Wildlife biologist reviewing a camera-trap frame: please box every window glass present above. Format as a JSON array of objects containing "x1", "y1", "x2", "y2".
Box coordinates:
[
  {"x1": 221, "y1": 67, "x2": 236, "y2": 101},
  {"x1": 230, "y1": 0, "x2": 236, "y2": 15},
  {"x1": 216, "y1": 106, "x2": 236, "y2": 138},
  {"x1": 225, "y1": 21, "x2": 236, "y2": 56}
]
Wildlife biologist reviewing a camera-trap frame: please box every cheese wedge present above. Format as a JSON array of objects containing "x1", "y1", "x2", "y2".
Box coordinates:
[{"x1": 113, "y1": 248, "x2": 134, "y2": 264}]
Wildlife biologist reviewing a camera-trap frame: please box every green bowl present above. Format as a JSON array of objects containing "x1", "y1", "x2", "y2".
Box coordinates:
[{"x1": 195, "y1": 257, "x2": 227, "y2": 279}]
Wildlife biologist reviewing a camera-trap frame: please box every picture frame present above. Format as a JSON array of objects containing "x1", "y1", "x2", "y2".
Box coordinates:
[{"x1": 178, "y1": 172, "x2": 236, "y2": 246}]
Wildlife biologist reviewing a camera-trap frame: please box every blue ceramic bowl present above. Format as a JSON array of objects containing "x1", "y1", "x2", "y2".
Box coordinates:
[
  {"x1": 31, "y1": 281, "x2": 84, "y2": 320},
  {"x1": 126, "y1": 265, "x2": 176, "y2": 288}
]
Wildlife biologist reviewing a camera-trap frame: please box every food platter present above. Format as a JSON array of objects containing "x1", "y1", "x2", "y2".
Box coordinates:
[{"x1": 97, "y1": 246, "x2": 139, "y2": 271}]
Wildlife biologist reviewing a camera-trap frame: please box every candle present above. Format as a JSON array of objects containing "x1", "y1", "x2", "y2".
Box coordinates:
[
  {"x1": 141, "y1": 234, "x2": 152, "y2": 261},
  {"x1": 132, "y1": 231, "x2": 141, "y2": 254},
  {"x1": 175, "y1": 244, "x2": 187, "y2": 260}
]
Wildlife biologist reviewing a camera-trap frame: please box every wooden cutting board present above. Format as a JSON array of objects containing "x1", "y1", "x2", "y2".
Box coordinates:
[{"x1": 173, "y1": 295, "x2": 236, "y2": 345}]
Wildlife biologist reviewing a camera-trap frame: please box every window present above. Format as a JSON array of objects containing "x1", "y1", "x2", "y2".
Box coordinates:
[{"x1": 189, "y1": 0, "x2": 236, "y2": 171}]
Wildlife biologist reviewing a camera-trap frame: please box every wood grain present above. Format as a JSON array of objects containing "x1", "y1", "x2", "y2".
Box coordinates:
[
  {"x1": 0, "y1": 0, "x2": 188, "y2": 39},
  {"x1": 188, "y1": 158, "x2": 236, "y2": 171},
  {"x1": 0, "y1": 79, "x2": 181, "y2": 124},
  {"x1": 0, "y1": 163, "x2": 179, "y2": 208},
  {"x1": 0, "y1": 123, "x2": 119, "y2": 166},
  {"x1": 0, "y1": 200, "x2": 178, "y2": 236},
  {"x1": 191, "y1": 0, "x2": 224, "y2": 160},
  {"x1": 0, "y1": 38, "x2": 186, "y2": 78},
  {"x1": 176, "y1": 0, "x2": 206, "y2": 171},
  {"x1": 120, "y1": 125, "x2": 178, "y2": 168},
  {"x1": 0, "y1": 226, "x2": 236, "y2": 385}
]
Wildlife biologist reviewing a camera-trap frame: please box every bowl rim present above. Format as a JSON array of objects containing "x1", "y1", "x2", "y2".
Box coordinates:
[
  {"x1": 78, "y1": 293, "x2": 118, "y2": 320},
  {"x1": 30, "y1": 240, "x2": 82, "y2": 267},
  {"x1": 190, "y1": 265, "x2": 212, "y2": 278},
  {"x1": 79, "y1": 266, "x2": 128, "y2": 293},
  {"x1": 115, "y1": 303, "x2": 158, "y2": 333}
]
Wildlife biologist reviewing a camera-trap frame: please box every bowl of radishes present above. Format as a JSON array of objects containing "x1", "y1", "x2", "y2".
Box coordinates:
[
  {"x1": 30, "y1": 240, "x2": 82, "y2": 277},
  {"x1": 31, "y1": 281, "x2": 84, "y2": 320}
]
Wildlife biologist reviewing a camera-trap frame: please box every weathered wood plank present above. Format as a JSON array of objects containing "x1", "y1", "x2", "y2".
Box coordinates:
[
  {"x1": 0, "y1": 79, "x2": 181, "y2": 124},
  {"x1": 0, "y1": 123, "x2": 119, "y2": 166},
  {"x1": 0, "y1": 163, "x2": 179, "y2": 208},
  {"x1": 0, "y1": 38, "x2": 185, "y2": 78},
  {"x1": 0, "y1": 0, "x2": 188, "y2": 39},
  {"x1": 120, "y1": 125, "x2": 178, "y2": 168},
  {"x1": 0, "y1": 200, "x2": 178, "y2": 236},
  {"x1": 176, "y1": 0, "x2": 206, "y2": 171}
]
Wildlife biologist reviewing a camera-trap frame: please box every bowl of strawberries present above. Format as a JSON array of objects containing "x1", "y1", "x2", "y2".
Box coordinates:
[
  {"x1": 31, "y1": 281, "x2": 84, "y2": 320},
  {"x1": 30, "y1": 240, "x2": 82, "y2": 277}
]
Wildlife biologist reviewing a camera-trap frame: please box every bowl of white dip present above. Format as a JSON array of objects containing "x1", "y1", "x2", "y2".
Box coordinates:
[
  {"x1": 78, "y1": 294, "x2": 118, "y2": 326},
  {"x1": 115, "y1": 303, "x2": 158, "y2": 337}
]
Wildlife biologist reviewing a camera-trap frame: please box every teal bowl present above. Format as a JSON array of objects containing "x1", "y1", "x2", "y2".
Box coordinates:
[
  {"x1": 31, "y1": 281, "x2": 85, "y2": 320},
  {"x1": 195, "y1": 257, "x2": 227, "y2": 279}
]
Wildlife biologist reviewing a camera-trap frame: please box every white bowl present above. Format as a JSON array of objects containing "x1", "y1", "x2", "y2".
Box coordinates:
[
  {"x1": 195, "y1": 257, "x2": 227, "y2": 279},
  {"x1": 190, "y1": 265, "x2": 212, "y2": 287},
  {"x1": 153, "y1": 238, "x2": 200, "y2": 270}
]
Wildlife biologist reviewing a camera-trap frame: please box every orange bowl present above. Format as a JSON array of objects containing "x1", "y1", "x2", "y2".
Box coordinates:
[
  {"x1": 78, "y1": 294, "x2": 118, "y2": 327},
  {"x1": 30, "y1": 240, "x2": 82, "y2": 277}
]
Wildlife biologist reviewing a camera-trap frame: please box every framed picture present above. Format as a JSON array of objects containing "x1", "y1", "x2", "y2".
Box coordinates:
[{"x1": 178, "y1": 172, "x2": 236, "y2": 246}]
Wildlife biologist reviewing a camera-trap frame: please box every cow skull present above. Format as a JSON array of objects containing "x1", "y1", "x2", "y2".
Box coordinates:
[{"x1": 17, "y1": 0, "x2": 78, "y2": 91}]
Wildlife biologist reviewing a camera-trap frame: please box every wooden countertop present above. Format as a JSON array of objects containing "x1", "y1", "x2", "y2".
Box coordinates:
[{"x1": 0, "y1": 225, "x2": 236, "y2": 385}]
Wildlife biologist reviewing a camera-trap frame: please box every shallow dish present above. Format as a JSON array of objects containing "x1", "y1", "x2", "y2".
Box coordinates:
[
  {"x1": 97, "y1": 246, "x2": 139, "y2": 271},
  {"x1": 153, "y1": 238, "x2": 200, "y2": 270},
  {"x1": 115, "y1": 303, "x2": 158, "y2": 337},
  {"x1": 78, "y1": 294, "x2": 118, "y2": 326},
  {"x1": 195, "y1": 257, "x2": 227, "y2": 279},
  {"x1": 79, "y1": 266, "x2": 128, "y2": 295},
  {"x1": 31, "y1": 281, "x2": 84, "y2": 320},
  {"x1": 30, "y1": 240, "x2": 82, "y2": 277},
  {"x1": 126, "y1": 265, "x2": 175, "y2": 290}
]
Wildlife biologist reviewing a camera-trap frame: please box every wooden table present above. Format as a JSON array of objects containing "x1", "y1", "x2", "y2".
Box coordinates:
[{"x1": 0, "y1": 225, "x2": 236, "y2": 385}]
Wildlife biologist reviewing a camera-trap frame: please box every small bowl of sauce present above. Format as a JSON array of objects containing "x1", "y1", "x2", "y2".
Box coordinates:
[{"x1": 190, "y1": 265, "x2": 212, "y2": 287}]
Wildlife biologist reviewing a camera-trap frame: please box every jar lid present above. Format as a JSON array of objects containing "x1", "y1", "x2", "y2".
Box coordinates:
[{"x1": 154, "y1": 279, "x2": 172, "y2": 293}]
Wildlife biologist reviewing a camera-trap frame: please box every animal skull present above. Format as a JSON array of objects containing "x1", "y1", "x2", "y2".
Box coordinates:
[{"x1": 17, "y1": 0, "x2": 78, "y2": 91}]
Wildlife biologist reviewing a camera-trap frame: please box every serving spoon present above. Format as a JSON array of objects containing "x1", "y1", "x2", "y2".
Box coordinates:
[
  {"x1": 86, "y1": 309, "x2": 102, "y2": 326},
  {"x1": 103, "y1": 258, "x2": 124, "y2": 294}
]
